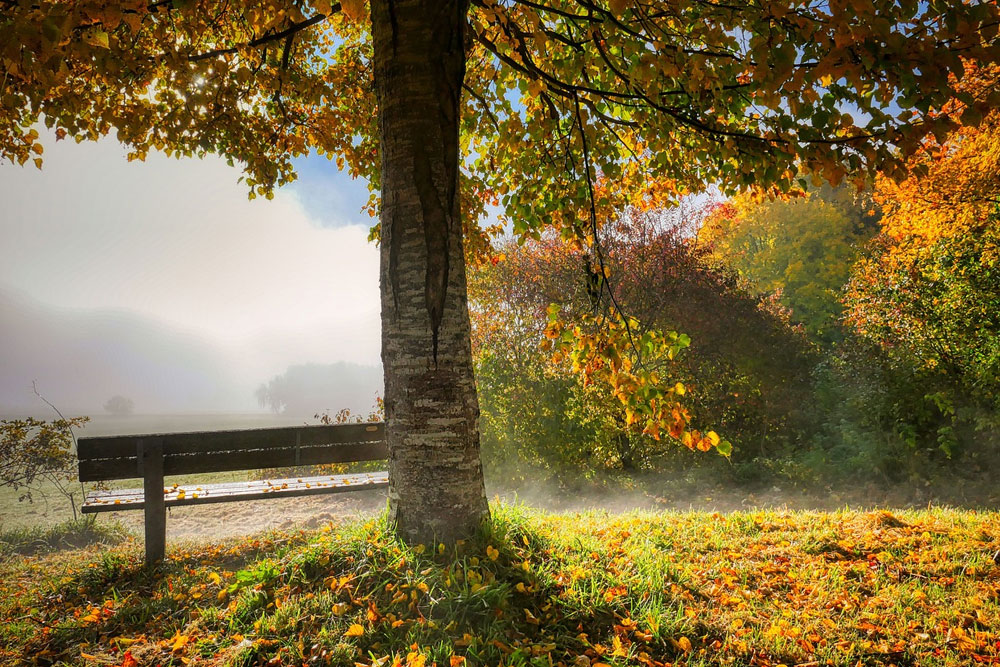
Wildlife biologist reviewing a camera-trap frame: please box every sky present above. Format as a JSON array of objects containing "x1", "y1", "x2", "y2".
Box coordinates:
[{"x1": 0, "y1": 129, "x2": 382, "y2": 415}]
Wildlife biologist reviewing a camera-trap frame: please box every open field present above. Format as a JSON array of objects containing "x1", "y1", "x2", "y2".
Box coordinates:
[
  {"x1": 1, "y1": 506, "x2": 997, "y2": 666},
  {"x1": 0, "y1": 411, "x2": 379, "y2": 536}
]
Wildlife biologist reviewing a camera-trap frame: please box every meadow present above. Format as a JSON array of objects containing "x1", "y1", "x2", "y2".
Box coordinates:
[{"x1": 1, "y1": 505, "x2": 997, "y2": 667}]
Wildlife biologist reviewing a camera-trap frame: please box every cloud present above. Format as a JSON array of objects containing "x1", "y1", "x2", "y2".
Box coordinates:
[{"x1": 0, "y1": 132, "x2": 382, "y2": 412}]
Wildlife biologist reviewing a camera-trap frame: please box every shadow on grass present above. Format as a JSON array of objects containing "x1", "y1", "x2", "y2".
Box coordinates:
[
  {"x1": 13, "y1": 511, "x2": 731, "y2": 667},
  {"x1": 0, "y1": 517, "x2": 130, "y2": 558},
  {"x1": 9, "y1": 507, "x2": 948, "y2": 667}
]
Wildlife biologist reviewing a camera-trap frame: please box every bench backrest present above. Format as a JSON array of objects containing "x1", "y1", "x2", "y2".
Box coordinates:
[{"x1": 77, "y1": 422, "x2": 387, "y2": 482}]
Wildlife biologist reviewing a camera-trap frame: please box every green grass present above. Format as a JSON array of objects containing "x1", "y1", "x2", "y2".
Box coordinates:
[
  {"x1": 0, "y1": 517, "x2": 129, "y2": 558},
  {"x1": 0, "y1": 505, "x2": 997, "y2": 666},
  {"x1": 0, "y1": 471, "x2": 258, "y2": 531}
]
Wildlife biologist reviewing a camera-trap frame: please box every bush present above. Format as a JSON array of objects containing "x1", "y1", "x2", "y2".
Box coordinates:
[
  {"x1": 0, "y1": 416, "x2": 88, "y2": 510},
  {"x1": 470, "y1": 208, "x2": 817, "y2": 487}
]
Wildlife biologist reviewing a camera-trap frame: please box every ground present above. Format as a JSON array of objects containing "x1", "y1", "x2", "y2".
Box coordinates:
[
  {"x1": 0, "y1": 472, "x2": 388, "y2": 542},
  {"x1": 0, "y1": 505, "x2": 997, "y2": 667}
]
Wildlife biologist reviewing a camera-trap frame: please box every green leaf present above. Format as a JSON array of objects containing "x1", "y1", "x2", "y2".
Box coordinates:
[
  {"x1": 84, "y1": 29, "x2": 110, "y2": 49},
  {"x1": 715, "y1": 440, "x2": 733, "y2": 458}
]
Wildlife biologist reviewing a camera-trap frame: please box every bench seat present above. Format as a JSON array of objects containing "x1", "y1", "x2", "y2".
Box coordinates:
[{"x1": 82, "y1": 470, "x2": 389, "y2": 513}]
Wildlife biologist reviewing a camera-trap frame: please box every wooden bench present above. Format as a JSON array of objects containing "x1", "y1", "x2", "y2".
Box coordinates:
[{"x1": 78, "y1": 422, "x2": 388, "y2": 564}]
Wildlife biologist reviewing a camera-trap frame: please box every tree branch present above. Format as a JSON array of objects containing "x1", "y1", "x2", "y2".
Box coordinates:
[{"x1": 188, "y1": 10, "x2": 335, "y2": 63}]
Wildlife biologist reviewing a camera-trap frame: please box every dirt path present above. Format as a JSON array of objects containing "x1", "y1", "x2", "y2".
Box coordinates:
[
  {"x1": 102, "y1": 489, "x2": 389, "y2": 540},
  {"x1": 0, "y1": 487, "x2": 389, "y2": 540},
  {"x1": 5, "y1": 473, "x2": 997, "y2": 541}
]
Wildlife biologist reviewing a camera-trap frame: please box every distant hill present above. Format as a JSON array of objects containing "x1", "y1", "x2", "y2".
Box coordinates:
[
  {"x1": 0, "y1": 285, "x2": 248, "y2": 415},
  {"x1": 0, "y1": 286, "x2": 385, "y2": 418}
]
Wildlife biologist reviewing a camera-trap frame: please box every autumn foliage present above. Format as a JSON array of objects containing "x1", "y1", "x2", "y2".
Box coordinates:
[
  {"x1": 0, "y1": 416, "x2": 89, "y2": 505},
  {"x1": 698, "y1": 187, "x2": 878, "y2": 344},
  {"x1": 846, "y1": 68, "x2": 1000, "y2": 394},
  {"x1": 469, "y1": 206, "x2": 823, "y2": 483}
]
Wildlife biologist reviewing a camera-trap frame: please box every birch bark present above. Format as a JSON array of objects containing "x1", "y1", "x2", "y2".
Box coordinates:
[{"x1": 372, "y1": 0, "x2": 489, "y2": 544}]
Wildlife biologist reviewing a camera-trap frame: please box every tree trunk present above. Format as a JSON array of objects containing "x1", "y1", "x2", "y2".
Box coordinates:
[{"x1": 371, "y1": 0, "x2": 489, "y2": 544}]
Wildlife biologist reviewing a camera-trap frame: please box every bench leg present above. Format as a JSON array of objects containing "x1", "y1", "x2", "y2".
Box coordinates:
[{"x1": 142, "y1": 441, "x2": 166, "y2": 566}]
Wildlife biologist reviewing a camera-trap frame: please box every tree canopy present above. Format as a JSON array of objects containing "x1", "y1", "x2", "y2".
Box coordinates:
[
  {"x1": 4, "y1": 1, "x2": 999, "y2": 218},
  {"x1": 4, "y1": 0, "x2": 1000, "y2": 540}
]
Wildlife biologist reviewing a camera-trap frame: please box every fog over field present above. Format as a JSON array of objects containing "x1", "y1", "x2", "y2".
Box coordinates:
[{"x1": 0, "y1": 129, "x2": 382, "y2": 422}]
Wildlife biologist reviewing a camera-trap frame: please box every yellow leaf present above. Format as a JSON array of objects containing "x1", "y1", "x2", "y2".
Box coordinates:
[
  {"x1": 675, "y1": 636, "x2": 692, "y2": 652},
  {"x1": 171, "y1": 633, "x2": 189, "y2": 653},
  {"x1": 450, "y1": 657, "x2": 466, "y2": 667},
  {"x1": 208, "y1": 572, "x2": 222, "y2": 586},
  {"x1": 486, "y1": 545, "x2": 499, "y2": 561},
  {"x1": 344, "y1": 624, "x2": 364, "y2": 637},
  {"x1": 112, "y1": 637, "x2": 141, "y2": 647}
]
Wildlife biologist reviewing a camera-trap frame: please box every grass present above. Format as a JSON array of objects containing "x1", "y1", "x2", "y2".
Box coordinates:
[
  {"x1": 0, "y1": 466, "x2": 382, "y2": 531},
  {"x1": 0, "y1": 471, "x2": 286, "y2": 530},
  {"x1": 0, "y1": 504, "x2": 997, "y2": 666},
  {"x1": 0, "y1": 517, "x2": 129, "y2": 558}
]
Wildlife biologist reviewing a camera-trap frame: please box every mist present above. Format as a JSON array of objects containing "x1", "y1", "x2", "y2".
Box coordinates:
[{"x1": 0, "y1": 129, "x2": 383, "y2": 429}]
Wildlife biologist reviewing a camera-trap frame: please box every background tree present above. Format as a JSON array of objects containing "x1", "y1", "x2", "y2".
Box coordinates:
[
  {"x1": 103, "y1": 395, "x2": 135, "y2": 416},
  {"x1": 471, "y1": 206, "x2": 818, "y2": 487},
  {"x1": 842, "y1": 65, "x2": 1000, "y2": 459},
  {"x1": 698, "y1": 188, "x2": 877, "y2": 344},
  {"x1": 254, "y1": 363, "x2": 382, "y2": 416},
  {"x1": 3, "y1": 0, "x2": 999, "y2": 540}
]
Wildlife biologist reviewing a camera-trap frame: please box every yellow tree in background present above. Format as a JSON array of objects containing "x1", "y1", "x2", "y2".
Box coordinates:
[{"x1": 698, "y1": 190, "x2": 872, "y2": 343}]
